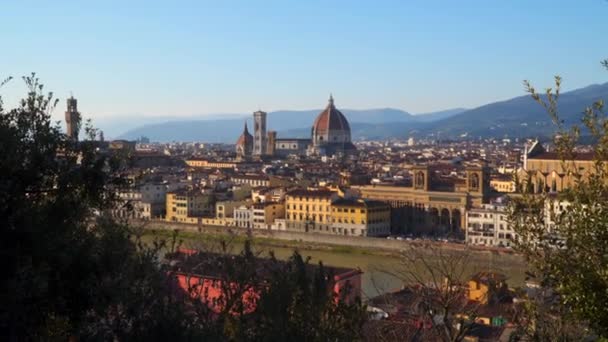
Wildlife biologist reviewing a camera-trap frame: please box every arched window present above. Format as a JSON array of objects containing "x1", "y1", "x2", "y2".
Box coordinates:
[
  {"x1": 470, "y1": 173, "x2": 480, "y2": 190},
  {"x1": 416, "y1": 171, "x2": 425, "y2": 189}
]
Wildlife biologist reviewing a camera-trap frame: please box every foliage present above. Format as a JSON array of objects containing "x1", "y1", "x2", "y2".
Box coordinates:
[
  {"x1": 374, "y1": 246, "x2": 486, "y2": 342},
  {"x1": 511, "y1": 60, "x2": 608, "y2": 339},
  {"x1": 0, "y1": 74, "x2": 367, "y2": 340}
]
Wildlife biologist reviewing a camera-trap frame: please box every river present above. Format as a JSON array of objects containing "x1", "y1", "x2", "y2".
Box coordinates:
[{"x1": 143, "y1": 233, "x2": 527, "y2": 300}]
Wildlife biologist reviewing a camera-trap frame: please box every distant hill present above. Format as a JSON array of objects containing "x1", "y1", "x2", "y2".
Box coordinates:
[
  {"x1": 118, "y1": 108, "x2": 419, "y2": 142},
  {"x1": 280, "y1": 122, "x2": 424, "y2": 140},
  {"x1": 413, "y1": 108, "x2": 467, "y2": 122},
  {"x1": 115, "y1": 83, "x2": 608, "y2": 142},
  {"x1": 421, "y1": 82, "x2": 608, "y2": 139}
]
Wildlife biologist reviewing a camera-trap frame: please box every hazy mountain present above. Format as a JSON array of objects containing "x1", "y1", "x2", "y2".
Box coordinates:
[
  {"x1": 115, "y1": 83, "x2": 608, "y2": 142},
  {"x1": 280, "y1": 121, "x2": 424, "y2": 140},
  {"x1": 413, "y1": 108, "x2": 467, "y2": 122},
  {"x1": 117, "y1": 108, "x2": 416, "y2": 142},
  {"x1": 421, "y1": 82, "x2": 608, "y2": 139}
]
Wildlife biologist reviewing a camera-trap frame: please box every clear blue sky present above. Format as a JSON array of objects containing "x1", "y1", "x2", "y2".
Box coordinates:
[{"x1": 1, "y1": 0, "x2": 607, "y2": 121}]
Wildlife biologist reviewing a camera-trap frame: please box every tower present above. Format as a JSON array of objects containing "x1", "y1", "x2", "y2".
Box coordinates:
[
  {"x1": 267, "y1": 131, "x2": 277, "y2": 156},
  {"x1": 253, "y1": 110, "x2": 267, "y2": 156},
  {"x1": 412, "y1": 165, "x2": 430, "y2": 191},
  {"x1": 466, "y1": 166, "x2": 489, "y2": 196},
  {"x1": 65, "y1": 96, "x2": 81, "y2": 140}
]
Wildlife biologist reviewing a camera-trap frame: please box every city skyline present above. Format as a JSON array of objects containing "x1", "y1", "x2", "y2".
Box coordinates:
[{"x1": 2, "y1": 0, "x2": 607, "y2": 122}]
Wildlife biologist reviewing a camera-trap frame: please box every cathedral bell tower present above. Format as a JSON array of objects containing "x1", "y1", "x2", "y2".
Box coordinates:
[{"x1": 253, "y1": 110, "x2": 267, "y2": 156}]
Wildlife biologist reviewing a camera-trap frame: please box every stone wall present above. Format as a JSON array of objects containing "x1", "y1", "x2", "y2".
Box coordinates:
[{"x1": 136, "y1": 220, "x2": 514, "y2": 255}]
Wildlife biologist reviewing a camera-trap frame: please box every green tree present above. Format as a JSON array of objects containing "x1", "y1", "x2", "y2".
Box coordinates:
[
  {"x1": 510, "y1": 61, "x2": 608, "y2": 339},
  {"x1": 0, "y1": 74, "x2": 367, "y2": 340},
  {"x1": 0, "y1": 74, "x2": 197, "y2": 339}
]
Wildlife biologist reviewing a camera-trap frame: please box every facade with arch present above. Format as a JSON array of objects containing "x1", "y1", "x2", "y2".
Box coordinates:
[{"x1": 354, "y1": 165, "x2": 489, "y2": 236}]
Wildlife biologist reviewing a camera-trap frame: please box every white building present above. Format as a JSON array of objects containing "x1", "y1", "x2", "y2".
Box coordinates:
[
  {"x1": 465, "y1": 198, "x2": 516, "y2": 247},
  {"x1": 234, "y1": 205, "x2": 253, "y2": 229}
]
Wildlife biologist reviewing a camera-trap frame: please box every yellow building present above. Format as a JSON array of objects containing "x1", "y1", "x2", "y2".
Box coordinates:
[
  {"x1": 285, "y1": 189, "x2": 338, "y2": 233},
  {"x1": 524, "y1": 141, "x2": 597, "y2": 193},
  {"x1": 467, "y1": 272, "x2": 508, "y2": 305},
  {"x1": 252, "y1": 202, "x2": 285, "y2": 229},
  {"x1": 185, "y1": 158, "x2": 237, "y2": 169},
  {"x1": 490, "y1": 176, "x2": 516, "y2": 193},
  {"x1": 354, "y1": 165, "x2": 489, "y2": 235},
  {"x1": 331, "y1": 199, "x2": 391, "y2": 237},
  {"x1": 166, "y1": 189, "x2": 215, "y2": 223}
]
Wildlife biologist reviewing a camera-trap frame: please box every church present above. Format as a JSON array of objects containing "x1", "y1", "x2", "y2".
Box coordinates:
[{"x1": 236, "y1": 95, "x2": 356, "y2": 159}]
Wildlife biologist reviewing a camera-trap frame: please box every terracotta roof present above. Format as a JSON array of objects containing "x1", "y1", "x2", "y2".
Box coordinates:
[
  {"x1": 286, "y1": 189, "x2": 335, "y2": 198},
  {"x1": 312, "y1": 95, "x2": 351, "y2": 135},
  {"x1": 528, "y1": 151, "x2": 595, "y2": 161},
  {"x1": 236, "y1": 121, "x2": 253, "y2": 146}
]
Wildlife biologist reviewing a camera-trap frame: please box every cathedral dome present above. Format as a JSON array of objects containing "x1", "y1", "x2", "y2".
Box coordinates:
[
  {"x1": 312, "y1": 95, "x2": 351, "y2": 138},
  {"x1": 311, "y1": 95, "x2": 352, "y2": 150}
]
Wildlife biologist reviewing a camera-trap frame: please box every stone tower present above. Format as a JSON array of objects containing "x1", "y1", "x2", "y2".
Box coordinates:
[
  {"x1": 65, "y1": 96, "x2": 81, "y2": 140},
  {"x1": 253, "y1": 110, "x2": 267, "y2": 156},
  {"x1": 267, "y1": 131, "x2": 277, "y2": 156}
]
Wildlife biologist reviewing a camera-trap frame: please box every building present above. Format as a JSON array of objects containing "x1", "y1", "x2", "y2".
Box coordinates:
[
  {"x1": 235, "y1": 95, "x2": 355, "y2": 158},
  {"x1": 65, "y1": 96, "x2": 80, "y2": 140},
  {"x1": 216, "y1": 200, "x2": 250, "y2": 220},
  {"x1": 467, "y1": 272, "x2": 510, "y2": 305},
  {"x1": 465, "y1": 199, "x2": 515, "y2": 247},
  {"x1": 253, "y1": 110, "x2": 267, "y2": 156},
  {"x1": 355, "y1": 165, "x2": 490, "y2": 235},
  {"x1": 490, "y1": 175, "x2": 516, "y2": 193},
  {"x1": 166, "y1": 189, "x2": 216, "y2": 223},
  {"x1": 309, "y1": 95, "x2": 356, "y2": 156},
  {"x1": 330, "y1": 199, "x2": 391, "y2": 237},
  {"x1": 167, "y1": 249, "x2": 362, "y2": 314},
  {"x1": 112, "y1": 182, "x2": 175, "y2": 220},
  {"x1": 252, "y1": 202, "x2": 285, "y2": 230},
  {"x1": 285, "y1": 189, "x2": 338, "y2": 233},
  {"x1": 524, "y1": 140, "x2": 597, "y2": 193},
  {"x1": 274, "y1": 138, "x2": 311, "y2": 157},
  {"x1": 266, "y1": 131, "x2": 277, "y2": 156},
  {"x1": 236, "y1": 121, "x2": 253, "y2": 159},
  {"x1": 109, "y1": 139, "x2": 137, "y2": 152},
  {"x1": 231, "y1": 174, "x2": 270, "y2": 187},
  {"x1": 234, "y1": 205, "x2": 253, "y2": 229}
]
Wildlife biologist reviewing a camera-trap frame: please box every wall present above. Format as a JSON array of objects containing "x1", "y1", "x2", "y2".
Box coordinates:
[{"x1": 138, "y1": 220, "x2": 516, "y2": 255}]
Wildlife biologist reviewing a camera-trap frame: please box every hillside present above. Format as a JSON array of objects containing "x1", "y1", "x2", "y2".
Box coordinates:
[{"x1": 422, "y1": 82, "x2": 608, "y2": 138}]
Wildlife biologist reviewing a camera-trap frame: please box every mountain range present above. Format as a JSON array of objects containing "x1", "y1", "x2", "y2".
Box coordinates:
[{"x1": 113, "y1": 82, "x2": 608, "y2": 142}]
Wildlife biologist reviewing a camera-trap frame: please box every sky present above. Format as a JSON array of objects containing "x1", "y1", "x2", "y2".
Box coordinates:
[{"x1": 1, "y1": 0, "x2": 607, "y2": 123}]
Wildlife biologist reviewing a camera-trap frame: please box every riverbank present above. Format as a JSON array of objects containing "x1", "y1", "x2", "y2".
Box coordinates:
[
  {"x1": 141, "y1": 228, "x2": 398, "y2": 257},
  {"x1": 134, "y1": 219, "x2": 520, "y2": 257},
  {"x1": 139, "y1": 225, "x2": 528, "y2": 298}
]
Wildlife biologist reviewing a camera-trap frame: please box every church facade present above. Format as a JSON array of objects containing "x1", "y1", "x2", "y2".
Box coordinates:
[{"x1": 235, "y1": 95, "x2": 356, "y2": 158}]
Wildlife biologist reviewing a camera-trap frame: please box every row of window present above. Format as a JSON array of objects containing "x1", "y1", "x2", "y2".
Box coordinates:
[
  {"x1": 286, "y1": 204, "x2": 331, "y2": 212},
  {"x1": 468, "y1": 213, "x2": 505, "y2": 220}
]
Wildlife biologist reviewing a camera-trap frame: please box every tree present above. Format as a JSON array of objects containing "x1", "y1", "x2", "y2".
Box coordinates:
[
  {"x1": 371, "y1": 246, "x2": 493, "y2": 342},
  {"x1": 510, "y1": 60, "x2": 608, "y2": 339},
  {"x1": 0, "y1": 74, "x2": 198, "y2": 339},
  {"x1": 0, "y1": 74, "x2": 367, "y2": 340}
]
